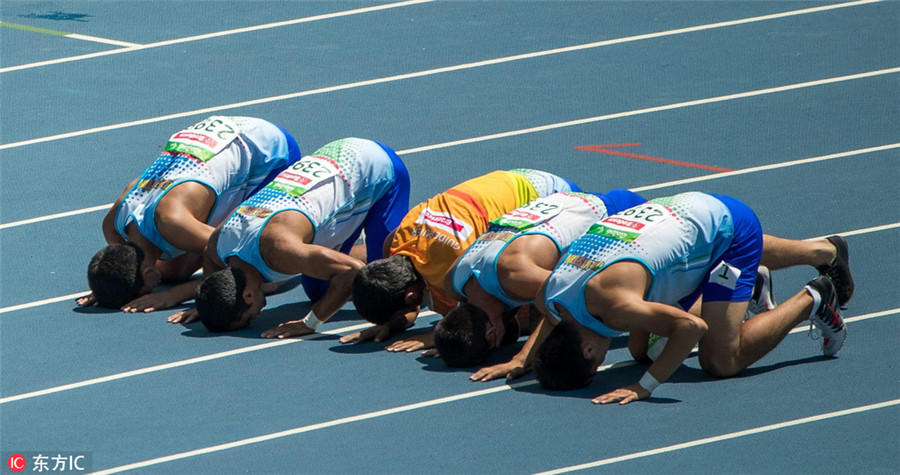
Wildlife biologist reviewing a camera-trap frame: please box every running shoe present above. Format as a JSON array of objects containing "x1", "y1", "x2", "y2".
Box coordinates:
[
  {"x1": 746, "y1": 266, "x2": 776, "y2": 319},
  {"x1": 805, "y1": 275, "x2": 847, "y2": 357},
  {"x1": 817, "y1": 235, "x2": 854, "y2": 307}
]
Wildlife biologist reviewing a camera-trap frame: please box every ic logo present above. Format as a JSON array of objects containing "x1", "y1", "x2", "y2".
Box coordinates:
[{"x1": 7, "y1": 454, "x2": 26, "y2": 472}]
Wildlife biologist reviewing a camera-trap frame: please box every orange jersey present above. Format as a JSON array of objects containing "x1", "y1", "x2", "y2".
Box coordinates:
[{"x1": 391, "y1": 169, "x2": 575, "y2": 314}]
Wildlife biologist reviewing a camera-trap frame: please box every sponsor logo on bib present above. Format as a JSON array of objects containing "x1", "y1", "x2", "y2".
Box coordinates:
[{"x1": 417, "y1": 208, "x2": 474, "y2": 240}]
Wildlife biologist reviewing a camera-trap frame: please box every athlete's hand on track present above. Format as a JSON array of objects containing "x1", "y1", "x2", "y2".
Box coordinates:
[
  {"x1": 340, "y1": 325, "x2": 391, "y2": 345},
  {"x1": 470, "y1": 361, "x2": 527, "y2": 382},
  {"x1": 386, "y1": 332, "x2": 434, "y2": 352},
  {"x1": 261, "y1": 320, "x2": 315, "y2": 339},
  {"x1": 167, "y1": 308, "x2": 199, "y2": 324},
  {"x1": 122, "y1": 290, "x2": 179, "y2": 313},
  {"x1": 591, "y1": 383, "x2": 650, "y2": 405},
  {"x1": 76, "y1": 293, "x2": 97, "y2": 307}
]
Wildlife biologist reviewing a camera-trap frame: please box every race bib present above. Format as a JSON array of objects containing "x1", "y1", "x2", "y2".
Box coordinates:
[
  {"x1": 267, "y1": 155, "x2": 341, "y2": 197},
  {"x1": 165, "y1": 116, "x2": 241, "y2": 162},
  {"x1": 589, "y1": 202, "x2": 671, "y2": 242},
  {"x1": 491, "y1": 199, "x2": 563, "y2": 231},
  {"x1": 416, "y1": 208, "x2": 475, "y2": 240},
  {"x1": 709, "y1": 261, "x2": 741, "y2": 290}
]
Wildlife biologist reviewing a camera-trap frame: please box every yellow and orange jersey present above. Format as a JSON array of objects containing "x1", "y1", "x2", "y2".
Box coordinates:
[{"x1": 390, "y1": 169, "x2": 577, "y2": 315}]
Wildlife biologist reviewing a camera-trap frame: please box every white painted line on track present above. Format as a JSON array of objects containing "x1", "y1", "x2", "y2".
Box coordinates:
[
  {"x1": 810, "y1": 223, "x2": 900, "y2": 241},
  {"x1": 0, "y1": 0, "x2": 878, "y2": 75},
  {"x1": 630, "y1": 143, "x2": 900, "y2": 192},
  {"x1": 91, "y1": 382, "x2": 527, "y2": 474},
  {"x1": 396, "y1": 69, "x2": 900, "y2": 155},
  {"x1": 534, "y1": 399, "x2": 900, "y2": 475},
  {"x1": 2, "y1": 141, "x2": 895, "y2": 231},
  {"x1": 0, "y1": 0, "x2": 435, "y2": 73},
  {"x1": 0, "y1": 22, "x2": 141, "y2": 47},
  {"x1": 1, "y1": 306, "x2": 895, "y2": 405},
  {"x1": 132, "y1": 0, "x2": 434, "y2": 49},
  {"x1": 1, "y1": 86, "x2": 897, "y2": 230},
  {"x1": 1, "y1": 2, "x2": 891, "y2": 150},
  {"x1": 2, "y1": 141, "x2": 896, "y2": 230},
  {"x1": 0, "y1": 308, "x2": 432, "y2": 404},
  {"x1": 66, "y1": 34, "x2": 140, "y2": 48},
  {"x1": 0, "y1": 204, "x2": 109, "y2": 230},
  {"x1": 87, "y1": 341, "x2": 899, "y2": 474},
  {"x1": 0, "y1": 322, "x2": 370, "y2": 404},
  {"x1": 0, "y1": 292, "x2": 93, "y2": 314}
]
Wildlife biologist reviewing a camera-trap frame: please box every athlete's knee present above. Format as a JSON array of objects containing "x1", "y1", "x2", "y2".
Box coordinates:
[{"x1": 698, "y1": 352, "x2": 742, "y2": 379}]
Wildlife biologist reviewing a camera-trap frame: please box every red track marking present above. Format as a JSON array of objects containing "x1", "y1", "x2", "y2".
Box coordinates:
[{"x1": 575, "y1": 144, "x2": 733, "y2": 172}]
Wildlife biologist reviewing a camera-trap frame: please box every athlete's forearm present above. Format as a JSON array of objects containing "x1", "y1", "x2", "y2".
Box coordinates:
[
  {"x1": 167, "y1": 279, "x2": 203, "y2": 306},
  {"x1": 626, "y1": 302, "x2": 708, "y2": 385},
  {"x1": 309, "y1": 267, "x2": 360, "y2": 323},
  {"x1": 512, "y1": 316, "x2": 552, "y2": 368}
]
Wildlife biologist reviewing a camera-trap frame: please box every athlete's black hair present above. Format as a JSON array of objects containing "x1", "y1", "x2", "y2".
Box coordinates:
[
  {"x1": 196, "y1": 267, "x2": 250, "y2": 333},
  {"x1": 87, "y1": 242, "x2": 145, "y2": 308},
  {"x1": 434, "y1": 303, "x2": 493, "y2": 368},
  {"x1": 533, "y1": 321, "x2": 595, "y2": 390},
  {"x1": 351, "y1": 254, "x2": 420, "y2": 325}
]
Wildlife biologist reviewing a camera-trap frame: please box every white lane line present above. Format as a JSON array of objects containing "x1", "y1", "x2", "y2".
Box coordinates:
[
  {"x1": 630, "y1": 143, "x2": 900, "y2": 192},
  {"x1": 396, "y1": 68, "x2": 900, "y2": 155},
  {"x1": 792, "y1": 308, "x2": 898, "y2": 329},
  {"x1": 91, "y1": 382, "x2": 527, "y2": 475},
  {"x1": 1, "y1": 84, "x2": 897, "y2": 230},
  {"x1": 1, "y1": 307, "x2": 894, "y2": 405},
  {"x1": 2, "y1": 140, "x2": 896, "y2": 230},
  {"x1": 133, "y1": 0, "x2": 434, "y2": 49},
  {"x1": 66, "y1": 34, "x2": 140, "y2": 48},
  {"x1": 0, "y1": 321, "x2": 373, "y2": 404},
  {"x1": 90, "y1": 330, "x2": 900, "y2": 475},
  {"x1": 810, "y1": 223, "x2": 900, "y2": 241},
  {"x1": 534, "y1": 399, "x2": 900, "y2": 475},
  {"x1": 0, "y1": 0, "x2": 434, "y2": 73},
  {"x1": 0, "y1": 22, "x2": 141, "y2": 47},
  {"x1": 1, "y1": 0, "x2": 889, "y2": 149},
  {"x1": 0, "y1": 204, "x2": 109, "y2": 230},
  {"x1": 0, "y1": 292, "x2": 92, "y2": 314},
  {"x1": 8, "y1": 310, "x2": 899, "y2": 473},
  {"x1": 0, "y1": 0, "x2": 878, "y2": 75}
]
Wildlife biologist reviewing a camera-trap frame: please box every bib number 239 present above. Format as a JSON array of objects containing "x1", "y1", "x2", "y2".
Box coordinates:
[
  {"x1": 165, "y1": 116, "x2": 241, "y2": 162},
  {"x1": 268, "y1": 156, "x2": 340, "y2": 197}
]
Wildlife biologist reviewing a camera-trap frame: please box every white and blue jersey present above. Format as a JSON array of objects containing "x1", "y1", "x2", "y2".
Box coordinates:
[
  {"x1": 542, "y1": 192, "x2": 763, "y2": 338},
  {"x1": 114, "y1": 116, "x2": 301, "y2": 260},
  {"x1": 507, "y1": 168, "x2": 582, "y2": 197},
  {"x1": 450, "y1": 189, "x2": 645, "y2": 308},
  {"x1": 216, "y1": 137, "x2": 410, "y2": 287}
]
